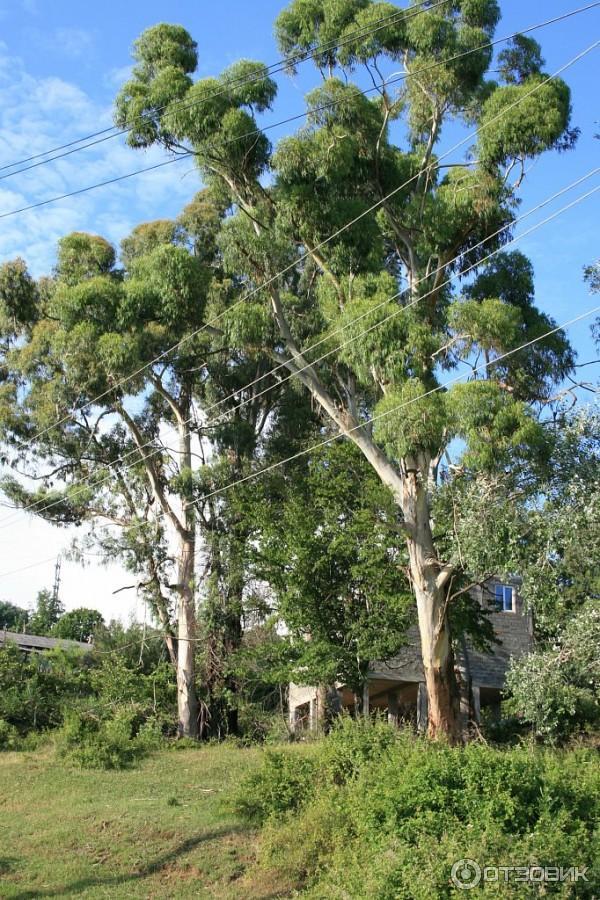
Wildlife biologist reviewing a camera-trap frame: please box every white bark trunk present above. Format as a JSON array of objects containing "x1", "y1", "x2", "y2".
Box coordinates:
[
  {"x1": 267, "y1": 269, "x2": 461, "y2": 739},
  {"x1": 177, "y1": 534, "x2": 198, "y2": 738},
  {"x1": 176, "y1": 408, "x2": 198, "y2": 739},
  {"x1": 399, "y1": 456, "x2": 461, "y2": 741}
]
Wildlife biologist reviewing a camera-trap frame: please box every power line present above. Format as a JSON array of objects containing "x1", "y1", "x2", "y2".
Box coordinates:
[
  {"x1": 0, "y1": 0, "x2": 454, "y2": 178},
  {"x1": 8, "y1": 36, "x2": 597, "y2": 460},
  {"x1": 2, "y1": 297, "x2": 597, "y2": 580},
  {"x1": 2, "y1": 175, "x2": 597, "y2": 554},
  {"x1": 4, "y1": 166, "x2": 596, "y2": 527},
  {"x1": 1, "y1": 4, "x2": 597, "y2": 197},
  {"x1": 189, "y1": 302, "x2": 600, "y2": 514}
]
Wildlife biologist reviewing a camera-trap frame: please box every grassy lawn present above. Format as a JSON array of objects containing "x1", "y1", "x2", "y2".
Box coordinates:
[{"x1": 0, "y1": 745, "x2": 291, "y2": 899}]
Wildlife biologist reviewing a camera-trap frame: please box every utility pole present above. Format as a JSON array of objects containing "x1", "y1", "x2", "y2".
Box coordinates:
[{"x1": 52, "y1": 555, "x2": 62, "y2": 606}]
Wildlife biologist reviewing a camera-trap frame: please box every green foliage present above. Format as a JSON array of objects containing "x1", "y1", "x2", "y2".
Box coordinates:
[
  {"x1": 235, "y1": 746, "x2": 318, "y2": 822},
  {"x1": 125, "y1": 243, "x2": 208, "y2": 330},
  {"x1": 478, "y1": 75, "x2": 574, "y2": 167},
  {"x1": 55, "y1": 232, "x2": 116, "y2": 284},
  {"x1": 0, "y1": 718, "x2": 21, "y2": 750},
  {"x1": 275, "y1": 0, "x2": 370, "y2": 73},
  {"x1": 507, "y1": 600, "x2": 600, "y2": 741},
  {"x1": 0, "y1": 600, "x2": 29, "y2": 631},
  {"x1": 52, "y1": 607, "x2": 104, "y2": 641},
  {"x1": 56, "y1": 705, "x2": 161, "y2": 770},
  {"x1": 28, "y1": 588, "x2": 65, "y2": 636},
  {"x1": 0, "y1": 258, "x2": 39, "y2": 335},
  {"x1": 0, "y1": 643, "x2": 91, "y2": 733},
  {"x1": 239, "y1": 719, "x2": 600, "y2": 897},
  {"x1": 249, "y1": 441, "x2": 413, "y2": 691},
  {"x1": 447, "y1": 380, "x2": 547, "y2": 469},
  {"x1": 374, "y1": 379, "x2": 446, "y2": 459},
  {"x1": 120, "y1": 219, "x2": 183, "y2": 268},
  {"x1": 498, "y1": 34, "x2": 545, "y2": 84},
  {"x1": 132, "y1": 23, "x2": 198, "y2": 77}
]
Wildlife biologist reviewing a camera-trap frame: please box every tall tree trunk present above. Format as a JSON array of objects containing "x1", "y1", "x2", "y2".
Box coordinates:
[
  {"x1": 400, "y1": 457, "x2": 461, "y2": 743},
  {"x1": 177, "y1": 532, "x2": 198, "y2": 738},
  {"x1": 176, "y1": 400, "x2": 198, "y2": 738},
  {"x1": 268, "y1": 273, "x2": 463, "y2": 739},
  {"x1": 348, "y1": 430, "x2": 462, "y2": 740},
  {"x1": 118, "y1": 391, "x2": 199, "y2": 737}
]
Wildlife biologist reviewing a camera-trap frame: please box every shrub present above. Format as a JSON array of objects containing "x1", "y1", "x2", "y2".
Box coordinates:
[
  {"x1": 235, "y1": 746, "x2": 319, "y2": 823},
  {"x1": 239, "y1": 719, "x2": 600, "y2": 897},
  {"x1": 56, "y1": 705, "x2": 160, "y2": 770},
  {"x1": 0, "y1": 643, "x2": 91, "y2": 734},
  {"x1": 0, "y1": 719, "x2": 21, "y2": 751},
  {"x1": 506, "y1": 599, "x2": 600, "y2": 741}
]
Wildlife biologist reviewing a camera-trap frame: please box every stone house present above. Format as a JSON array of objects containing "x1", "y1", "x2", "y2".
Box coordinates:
[{"x1": 289, "y1": 577, "x2": 532, "y2": 731}]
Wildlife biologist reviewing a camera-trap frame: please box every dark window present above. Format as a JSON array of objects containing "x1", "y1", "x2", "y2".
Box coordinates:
[{"x1": 494, "y1": 584, "x2": 514, "y2": 612}]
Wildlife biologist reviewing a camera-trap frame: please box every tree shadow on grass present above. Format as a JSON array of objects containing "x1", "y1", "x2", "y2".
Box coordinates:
[
  {"x1": 9, "y1": 826, "x2": 250, "y2": 899},
  {"x1": 0, "y1": 857, "x2": 19, "y2": 875}
]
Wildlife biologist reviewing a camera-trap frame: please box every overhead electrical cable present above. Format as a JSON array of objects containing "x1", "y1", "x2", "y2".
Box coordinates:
[
  {"x1": 2, "y1": 166, "x2": 596, "y2": 527},
  {"x1": 7, "y1": 36, "x2": 597, "y2": 458}
]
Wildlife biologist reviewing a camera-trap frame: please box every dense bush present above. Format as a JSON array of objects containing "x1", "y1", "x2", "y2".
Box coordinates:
[
  {"x1": 0, "y1": 636, "x2": 177, "y2": 768},
  {"x1": 506, "y1": 599, "x2": 600, "y2": 741},
  {"x1": 235, "y1": 745, "x2": 318, "y2": 822},
  {"x1": 0, "y1": 718, "x2": 21, "y2": 750},
  {"x1": 0, "y1": 643, "x2": 92, "y2": 734},
  {"x1": 236, "y1": 719, "x2": 599, "y2": 897},
  {"x1": 52, "y1": 655, "x2": 176, "y2": 769},
  {"x1": 56, "y1": 706, "x2": 162, "y2": 770}
]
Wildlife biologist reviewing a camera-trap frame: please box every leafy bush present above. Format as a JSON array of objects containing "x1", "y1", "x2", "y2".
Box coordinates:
[
  {"x1": 56, "y1": 705, "x2": 161, "y2": 770},
  {"x1": 0, "y1": 636, "x2": 177, "y2": 756},
  {"x1": 506, "y1": 599, "x2": 600, "y2": 741},
  {"x1": 0, "y1": 718, "x2": 21, "y2": 751},
  {"x1": 235, "y1": 746, "x2": 318, "y2": 823},
  {"x1": 238, "y1": 719, "x2": 600, "y2": 897},
  {"x1": 0, "y1": 643, "x2": 92, "y2": 734}
]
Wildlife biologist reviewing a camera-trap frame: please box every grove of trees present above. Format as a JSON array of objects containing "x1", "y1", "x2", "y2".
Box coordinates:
[{"x1": 0, "y1": 0, "x2": 598, "y2": 744}]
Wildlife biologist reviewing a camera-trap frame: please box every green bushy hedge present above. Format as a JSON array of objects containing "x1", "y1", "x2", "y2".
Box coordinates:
[
  {"x1": 56, "y1": 705, "x2": 163, "y2": 770},
  {"x1": 236, "y1": 718, "x2": 599, "y2": 897}
]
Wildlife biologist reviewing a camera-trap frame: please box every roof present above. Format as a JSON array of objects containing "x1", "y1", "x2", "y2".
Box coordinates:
[{"x1": 0, "y1": 630, "x2": 92, "y2": 653}]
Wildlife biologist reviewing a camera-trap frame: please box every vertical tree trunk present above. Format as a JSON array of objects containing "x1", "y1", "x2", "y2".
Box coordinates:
[
  {"x1": 350, "y1": 431, "x2": 461, "y2": 740},
  {"x1": 400, "y1": 457, "x2": 461, "y2": 743},
  {"x1": 177, "y1": 534, "x2": 198, "y2": 738},
  {"x1": 176, "y1": 401, "x2": 198, "y2": 739},
  {"x1": 266, "y1": 287, "x2": 462, "y2": 739}
]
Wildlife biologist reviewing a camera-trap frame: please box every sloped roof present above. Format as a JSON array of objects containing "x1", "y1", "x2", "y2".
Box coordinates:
[{"x1": 0, "y1": 630, "x2": 91, "y2": 652}]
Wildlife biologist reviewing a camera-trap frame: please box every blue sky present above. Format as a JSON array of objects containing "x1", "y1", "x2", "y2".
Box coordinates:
[{"x1": 0, "y1": 0, "x2": 598, "y2": 620}]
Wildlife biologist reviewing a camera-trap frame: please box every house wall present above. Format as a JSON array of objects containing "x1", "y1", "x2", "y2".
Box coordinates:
[
  {"x1": 288, "y1": 579, "x2": 532, "y2": 728},
  {"x1": 372, "y1": 579, "x2": 531, "y2": 689}
]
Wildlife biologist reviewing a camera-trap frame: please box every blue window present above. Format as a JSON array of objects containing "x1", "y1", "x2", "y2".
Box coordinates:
[{"x1": 495, "y1": 584, "x2": 514, "y2": 612}]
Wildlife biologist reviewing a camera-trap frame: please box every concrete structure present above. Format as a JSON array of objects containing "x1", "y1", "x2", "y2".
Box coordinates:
[
  {"x1": 0, "y1": 629, "x2": 91, "y2": 654},
  {"x1": 289, "y1": 578, "x2": 532, "y2": 732}
]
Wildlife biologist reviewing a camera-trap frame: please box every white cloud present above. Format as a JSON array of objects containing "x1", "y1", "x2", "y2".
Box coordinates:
[
  {"x1": 103, "y1": 64, "x2": 133, "y2": 91},
  {"x1": 53, "y1": 26, "x2": 94, "y2": 59},
  {"x1": 0, "y1": 48, "x2": 203, "y2": 619},
  {"x1": 0, "y1": 46, "x2": 200, "y2": 276},
  {"x1": 26, "y1": 26, "x2": 95, "y2": 61}
]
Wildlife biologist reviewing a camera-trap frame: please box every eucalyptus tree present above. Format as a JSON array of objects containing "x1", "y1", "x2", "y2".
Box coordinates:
[
  {"x1": 1, "y1": 207, "x2": 314, "y2": 737},
  {"x1": 115, "y1": 3, "x2": 578, "y2": 739},
  {"x1": 0, "y1": 227, "x2": 212, "y2": 736}
]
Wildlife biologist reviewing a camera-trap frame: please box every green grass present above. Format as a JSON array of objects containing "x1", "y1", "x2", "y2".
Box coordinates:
[{"x1": 0, "y1": 745, "x2": 292, "y2": 899}]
